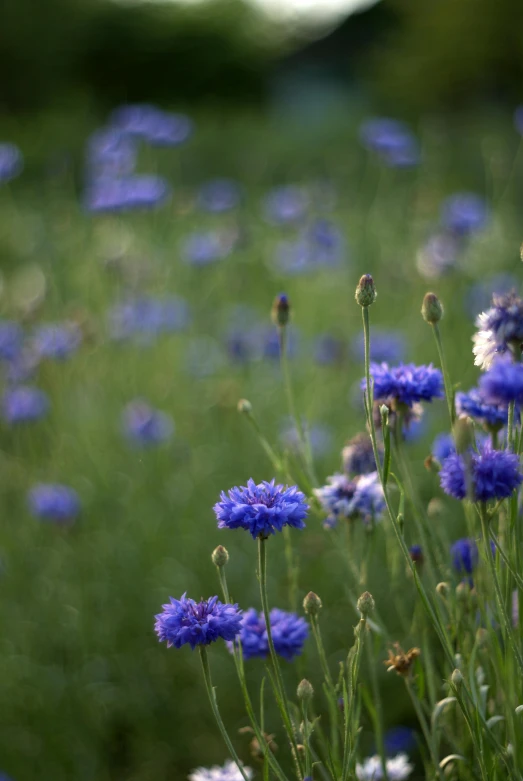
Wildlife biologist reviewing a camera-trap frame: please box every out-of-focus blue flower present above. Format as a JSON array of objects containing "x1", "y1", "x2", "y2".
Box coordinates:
[
  {"x1": 456, "y1": 388, "x2": 508, "y2": 429},
  {"x1": 0, "y1": 143, "x2": 24, "y2": 183},
  {"x1": 182, "y1": 230, "x2": 236, "y2": 266},
  {"x1": 464, "y1": 274, "x2": 517, "y2": 320},
  {"x1": 473, "y1": 291, "x2": 523, "y2": 369},
  {"x1": 154, "y1": 594, "x2": 242, "y2": 650},
  {"x1": 228, "y1": 607, "x2": 308, "y2": 661},
  {"x1": 409, "y1": 545, "x2": 423, "y2": 564},
  {"x1": 280, "y1": 419, "x2": 333, "y2": 457},
  {"x1": 0, "y1": 321, "x2": 24, "y2": 362},
  {"x1": 350, "y1": 330, "x2": 406, "y2": 364},
  {"x1": 85, "y1": 175, "x2": 171, "y2": 213},
  {"x1": 383, "y1": 726, "x2": 418, "y2": 756},
  {"x1": 314, "y1": 472, "x2": 385, "y2": 528},
  {"x1": 440, "y1": 446, "x2": 522, "y2": 502},
  {"x1": 313, "y1": 334, "x2": 346, "y2": 366},
  {"x1": 214, "y1": 478, "x2": 308, "y2": 539},
  {"x1": 28, "y1": 484, "x2": 80, "y2": 524},
  {"x1": 450, "y1": 538, "x2": 480, "y2": 574},
  {"x1": 276, "y1": 220, "x2": 345, "y2": 274},
  {"x1": 122, "y1": 400, "x2": 174, "y2": 446},
  {"x1": 256, "y1": 325, "x2": 299, "y2": 361},
  {"x1": 263, "y1": 186, "x2": 308, "y2": 224},
  {"x1": 111, "y1": 104, "x2": 193, "y2": 147},
  {"x1": 32, "y1": 324, "x2": 81, "y2": 361},
  {"x1": 479, "y1": 359, "x2": 523, "y2": 405},
  {"x1": 356, "y1": 753, "x2": 414, "y2": 780},
  {"x1": 359, "y1": 118, "x2": 420, "y2": 168},
  {"x1": 363, "y1": 363, "x2": 443, "y2": 408},
  {"x1": 188, "y1": 760, "x2": 253, "y2": 781},
  {"x1": 440, "y1": 193, "x2": 489, "y2": 236},
  {"x1": 514, "y1": 106, "x2": 523, "y2": 135},
  {"x1": 108, "y1": 295, "x2": 190, "y2": 343},
  {"x1": 342, "y1": 433, "x2": 379, "y2": 476},
  {"x1": 197, "y1": 179, "x2": 241, "y2": 213},
  {"x1": 185, "y1": 337, "x2": 225, "y2": 378},
  {"x1": 416, "y1": 232, "x2": 462, "y2": 279},
  {"x1": 431, "y1": 433, "x2": 455, "y2": 463},
  {"x1": 2, "y1": 386, "x2": 49, "y2": 424},
  {"x1": 86, "y1": 128, "x2": 137, "y2": 178}
]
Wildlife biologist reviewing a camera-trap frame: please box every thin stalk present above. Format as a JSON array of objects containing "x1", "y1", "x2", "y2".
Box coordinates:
[
  {"x1": 258, "y1": 537, "x2": 305, "y2": 779},
  {"x1": 404, "y1": 677, "x2": 442, "y2": 781},
  {"x1": 311, "y1": 615, "x2": 340, "y2": 767},
  {"x1": 199, "y1": 647, "x2": 251, "y2": 781},
  {"x1": 341, "y1": 617, "x2": 367, "y2": 781},
  {"x1": 300, "y1": 700, "x2": 312, "y2": 779},
  {"x1": 432, "y1": 323, "x2": 455, "y2": 426},
  {"x1": 365, "y1": 635, "x2": 388, "y2": 781}
]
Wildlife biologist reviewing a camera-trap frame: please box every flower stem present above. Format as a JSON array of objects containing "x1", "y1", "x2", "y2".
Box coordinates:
[
  {"x1": 199, "y1": 646, "x2": 251, "y2": 781},
  {"x1": 431, "y1": 323, "x2": 455, "y2": 426},
  {"x1": 341, "y1": 618, "x2": 367, "y2": 781},
  {"x1": 404, "y1": 677, "x2": 443, "y2": 781}
]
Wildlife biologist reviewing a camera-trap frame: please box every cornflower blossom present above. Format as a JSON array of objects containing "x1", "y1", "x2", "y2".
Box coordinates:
[
  {"x1": 31, "y1": 324, "x2": 81, "y2": 361},
  {"x1": 450, "y1": 538, "x2": 481, "y2": 575},
  {"x1": 155, "y1": 594, "x2": 242, "y2": 650},
  {"x1": 473, "y1": 291, "x2": 523, "y2": 369},
  {"x1": 465, "y1": 274, "x2": 517, "y2": 321},
  {"x1": 182, "y1": 230, "x2": 236, "y2": 266},
  {"x1": 342, "y1": 433, "x2": 380, "y2": 476},
  {"x1": 382, "y1": 726, "x2": 417, "y2": 755},
  {"x1": 363, "y1": 363, "x2": 443, "y2": 408},
  {"x1": 440, "y1": 192, "x2": 489, "y2": 236},
  {"x1": 188, "y1": 760, "x2": 253, "y2": 781},
  {"x1": 479, "y1": 361, "x2": 523, "y2": 406},
  {"x1": 214, "y1": 479, "x2": 308, "y2": 539},
  {"x1": 440, "y1": 446, "x2": 522, "y2": 502},
  {"x1": 456, "y1": 388, "x2": 509, "y2": 430},
  {"x1": 314, "y1": 472, "x2": 385, "y2": 528},
  {"x1": 28, "y1": 484, "x2": 80, "y2": 524},
  {"x1": 356, "y1": 753, "x2": 413, "y2": 780},
  {"x1": 85, "y1": 175, "x2": 171, "y2": 213},
  {"x1": 122, "y1": 401, "x2": 174, "y2": 446},
  {"x1": 359, "y1": 118, "x2": 420, "y2": 167},
  {"x1": 108, "y1": 295, "x2": 190, "y2": 342},
  {"x1": 276, "y1": 220, "x2": 345, "y2": 274},
  {"x1": 111, "y1": 104, "x2": 193, "y2": 147},
  {"x1": 0, "y1": 321, "x2": 24, "y2": 362},
  {"x1": 0, "y1": 143, "x2": 23, "y2": 183},
  {"x1": 228, "y1": 607, "x2": 308, "y2": 661},
  {"x1": 431, "y1": 433, "x2": 456, "y2": 464},
  {"x1": 2, "y1": 386, "x2": 49, "y2": 424},
  {"x1": 86, "y1": 128, "x2": 137, "y2": 178},
  {"x1": 263, "y1": 186, "x2": 308, "y2": 224}
]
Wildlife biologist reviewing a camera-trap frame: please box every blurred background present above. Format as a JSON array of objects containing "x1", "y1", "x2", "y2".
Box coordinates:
[{"x1": 1, "y1": 1, "x2": 523, "y2": 780}]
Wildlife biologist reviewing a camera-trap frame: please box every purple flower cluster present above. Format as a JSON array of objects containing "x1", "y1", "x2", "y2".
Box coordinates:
[
  {"x1": 229, "y1": 607, "x2": 308, "y2": 661},
  {"x1": 214, "y1": 479, "x2": 308, "y2": 539},
  {"x1": 276, "y1": 220, "x2": 345, "y2": 275},
  {"x1": 111, "y1": 104, "x2": 193, "y2": 147},
  {"x1": 314, "y1": 472, "x2": 385, "y2": 528},
  {"x1": 31, "y1": 323, "x2": 81, "y2": 361},
  {"x1": 28, "y1": 484, "x2": 81, "y2": 524},
  {"x1": 0, "y1": 143, "x2": 23, "y2": 184},
  {"x1": 182, "y1": 230, "x2": 237, "y2": 266},
  {"x1": 450, "y1": 538, "x2": 481, "y2": 574},
  {"x1": 359, "y1": 118, "x2": 420, "y2": 168},
  {"x1": 456, "y1": 388, "x2": 509, "y2": 429},
  {"x1": 108, "y1": 295, "x2": 190, "y2": 343},
  {"x1": 440, "y1": 193, "x2": 489, "y2": 237},
  {"x1": 122, "y1": 401, "x2": 174, "y2": 446},
  {"x1": 2, "y1": 386, "x2": 49, "y2": 424},
  {"x1": 85, "y1": 175, "x2": 171, "y2": 213},
  {"x1": 440, "y1": 446, "x2": 522, "y2": 502},
  {"x1": 263, "y1": 186, "x2": 308, "y2": 224},
  {"x1": 363, "y1": 363, "x2": 443, "y2": 408},
  {"x1": 155, "y1": 594, "x2": 242, "y2": 650},
  {"x1": 197, "y1": 179, "x2": 241, "y2": 213},
  {"x1": 342, "y1": 433, "x2": 379, "y2": 476},
  {"x1": 0, "y1": 321, "x2": 24, "y2": 362}
]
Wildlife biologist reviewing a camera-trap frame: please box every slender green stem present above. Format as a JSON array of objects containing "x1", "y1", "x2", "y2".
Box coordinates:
[
  {"x1": 508, "y1": 401, "x2": 516, "y2": 451},
  {"x1": 341, "y1": 618, "x2": 367, "y2": 781},
  {"x1": 311, "y1": 615, "x2": 340, "y2": 768},
  {"x1": 258, "y1": 537, "x2": 304, "y2": 779},
  {"x1": 301, "y1": 700, "x2": 312, "y2": 779},
  {"x1": 432, "y1": 323, "x2": 455, "y2": 425},
  {"x1": 365, "y1": 635, "x2": 388, "y2": 781},
  {"x1": 479, "y1": 503, "x2": 523, "y2": 677},
  {"x1": 404, "y1": 677, "x2": 442, "y2": 781},
  {"x1": 199, "y1": 647, "x2": 250, "y2": 781},
  {"x1": 242, "y1": 407, "x2": 284, "y2": 473}
]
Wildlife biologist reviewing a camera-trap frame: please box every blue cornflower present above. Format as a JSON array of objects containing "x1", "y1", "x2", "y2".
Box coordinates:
[
  {"x1": 214, "y1": 479, "x2": 308, "y2": 539},
  {"x1": 2, "y1": 386, "x2": 49, "y2": 424},
  {"x1": 228, "y1": 607, "x2": 308, "y2": 661},
  {"x1": 154, "y1": 594, "x2": 242, "y2": 650},
  {"x1": 263, "y1": 186, "x2": 308, "y2": 224},
  {"x1": 473, "y1": 291, "x2": 523, "y2": 369},
  {"x1": 440, "y1": 446, "x2": 522, "y2": 502},
  {"x1": 108, "y1": 295, "x2": 190, "y2": 343},
  {"x1": 122, "y1": 400, "x2": 174, "y2": 446},
  {"x1": 416, "y1": 232, "x2": 462, "y2": 279},
  {"x1": 314, "y1": 472, "x2": 385, "y2": 528},
  {"x1": 450, "y1": 537, "x2": 496, "y2": 575},
  {"x1": 32, "y1": 323, "x2": 81, "y2": 361},
  {"x1": 313, "y1": 334, "x2": 345, "y2": 365},
  {"x1": 342, "y1": 433, "x2": 379, "y2": 476},
  {"x1": 0, "y1": 143, "x2": 23, "y2": 183},
  {"x1": 456, "y1": 388, "x2": 508, "y2": 429},
  {"x1": 351, "y1": 330, "x2": 406, "y2": 364},
  {"x1": 479, "y1": 362, "x2": 523, "y2": 406},
  {"x1": 182, "y1": 230, "x2": 236, "y2": 266},
  {"x1": 363, "y1": 363, "x2": 443, "y2": 408},
  {"x1": 409, "y1": 545, "x2": 423, "y2": 564},
  {"x1": 359, "y1": 118, "x2": 420, "y2": 168},
  {"x1": 198, "y1": 179, "x2": 241, "y2": 213},
  {"x1": 143, "y1": 112, "x2": 193, "y2": 147},
  {"x1": 188, "y1": 760, "x2": 253, "y2": 781},
  {"x1": 465, "y1": 274, "x2": 518, "y2": 320},
  {"x1": 85, "y1": 175, "x2": 171, "y2": 213},
  {"x1": 276, "y1": 220, "x2": 345, "y2": 274},
  {"x1": 28, "y1": 484, "x2": 81, "y2": 524},
  {"x1": 111, "y1": 104, "x2": 193, "y2": 147},
  {"x1": 382, "y1": 726, "x2": 417, "y2": 756},
  {"x1": 440, "y1": 193, "x2": 489, "y2": 236},
  {"x1": 0, "y1": 321, "x2": 23, "y2": 362},
  {"x1": 431, "y1": 433, "x2": 455, "y2": 463},
  {"x1": 86, "y1": 128, "x2": 137, "y2": 178}
]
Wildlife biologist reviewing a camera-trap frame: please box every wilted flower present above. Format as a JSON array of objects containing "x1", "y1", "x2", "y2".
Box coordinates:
[
  {"x1": 384, "y1": 643, "x2": 420, "y2": 676},
  {"x1": 214, "y1": 479, "x2": 308, "y2": 539},
  {"x1": 0, "y1": 142, "x2": 24, "y2": 183},
  {"x1": 188, "y1": 760, "x2": 252, "y2": 781},
  {"x1": 155, "y1": 594, "x2": 242, "y2": 650},
  {"x1": 356, "y1": 753, "x2": 414, "y2": 780},
  {"x1": 228, "y1": 607, "x2": 308, "y2": 661},
  {"x1": 122, "y1": 400, "x2": 174, "y2": 446},
  {"x1": 28, "y1": 484, "x2": 80, "y2": 524},
  {"x1": 440, "y1": 446, "x2": 522, "y2": 502},
  {"x1": 2, "y1": 386, "x2": 49, "y2": 424},
  {"x1": 314, "y1": 472, "x2": 385, "y2": 528}
]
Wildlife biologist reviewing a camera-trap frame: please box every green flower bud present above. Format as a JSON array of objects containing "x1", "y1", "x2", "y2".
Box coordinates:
[
  {"x1": 237, "y1": 398, "x2": 252, "y2": 415},
  {"x1": 436, "y1": 581, "x2": 450, "y2": 598},
  {"x1": 271, "y1": 293, "x2": 290, "y2": 326},
  {"x1": 357, "y1": 591, "x2": 375, "y2": 617},
  {"x1": 355, "y1": 274, "x2": 377, "y2": 307},
  {"x1": 297, "y1": 678, "x2": 314, "y2": 701},
  {"x1": 303, "y1": 591, "x2": 322, "y2": 616},
  {"x1": 451, "y1": 668, "x2": 463, "y2": 688},
  {"x1": 212, "y1": 545, "x2": 229, "y2": 567},
  {"x1": 421, "y1": 292, "x2": 444, "y2": 324}
]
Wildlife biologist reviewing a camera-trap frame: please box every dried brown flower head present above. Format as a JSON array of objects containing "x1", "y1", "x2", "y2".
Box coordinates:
[
  {"x1": 384, "y1": 642, "x2": 421, "y2": 676},
  {"x1": 239, "y1": 726, "x2": 277, "y2": 761}
]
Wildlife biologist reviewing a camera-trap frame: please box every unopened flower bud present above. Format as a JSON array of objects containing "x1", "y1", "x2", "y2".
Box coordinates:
[
  {"x1": 297, "y1": 679, "x2": 314, "y2": 701},
  {"x1": 421, "y1": 292, "x2": 444, "y2": 324},
  {"x1": 272, "y1": 293, "x2": 290, "y2": 327},
  {"x1": 237, "y1": 398, "x2": 252, "y2": 415},
  {"x1": 428, "y1": 498, "x2": 444, "y2": 518},
  {"x1": 436, "y1": 581, "x2": 450, "y2": 598},
  {"x1": 357, "y1": 591, "x2": 375, "y2": 617},
  {"x1": 355, "y1": 274, "x2": 377, "y2": 307},
  {"x1": 451, "y1": 668, "x2": 463, "y2": 689},
  {"x1": 212, "y1": 545, "x2": 229, "y2": 567},
  {"x1": 455, "y1": 581, "x2": 470, "y2": 603},
  {"x1": 303, "y1": 591, "x2": 322, "y2": 616},
  {"x1": 380, "y1": 404, "x2": 389, "y2": 425}
]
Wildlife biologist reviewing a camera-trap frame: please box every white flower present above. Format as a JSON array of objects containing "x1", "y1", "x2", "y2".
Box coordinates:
[
  {"x1": 472, "y1": 327, "x2": 498, "y2": 370},
  {"x1": 356, "y1": 753, "x2": 414, "y2": 780},
  {"x1": 188, "y1": 760, "x2": 253, "y2": 781}
]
